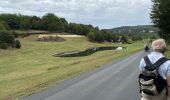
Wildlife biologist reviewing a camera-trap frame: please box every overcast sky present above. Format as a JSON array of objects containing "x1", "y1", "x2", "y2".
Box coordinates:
[{"x1": 0, "y1": 0, "x2": 152, "y2": 29}]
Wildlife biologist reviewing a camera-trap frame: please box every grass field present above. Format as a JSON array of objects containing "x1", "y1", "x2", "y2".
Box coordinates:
[{"x1": 0, "y1": 35, "x2": 143, "y2": 100}]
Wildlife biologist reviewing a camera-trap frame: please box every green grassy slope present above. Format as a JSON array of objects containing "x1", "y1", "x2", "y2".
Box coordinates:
[{"x1": 0, "y1": 35, "x2": 143, "y2": 100}]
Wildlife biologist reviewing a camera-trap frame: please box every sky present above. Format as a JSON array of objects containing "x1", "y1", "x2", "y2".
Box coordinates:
[{"x1": 0, "y1": 0, "x2": 152, "y2": 29}]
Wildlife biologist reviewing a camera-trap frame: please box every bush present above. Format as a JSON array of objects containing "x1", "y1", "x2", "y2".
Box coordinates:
[
  {"x1": 0, "y1": 31, "x2": 16, "y2": 49},
  {"x1": 0, "y1": 31, "x2": 15, "y2": 44},
  {"x1": 15, "y1": 40, "x2": 21, "y2": 49},
  {"x1": 121, "y1": 35, "x2": 128, "y2": 43},
  {"x1": 0, "y1": 42, "x2": 8, "y2": 49}
]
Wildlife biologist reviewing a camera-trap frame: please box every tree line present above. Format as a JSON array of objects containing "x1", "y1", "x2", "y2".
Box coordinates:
[
  {"x1": 0, "y1": 13, "x2": 155, "y2": 49},
  {"x1": 0, "y1": 13, "x2": 133, "y2": 43},
  {"x1": 0, "y1": 13, "x2": 95, "y2": 34}
]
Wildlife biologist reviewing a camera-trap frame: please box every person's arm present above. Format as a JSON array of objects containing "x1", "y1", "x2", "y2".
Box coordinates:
[
  {"x1": 167, "y1": 64, "x2": 170, "y2": 100},
  {"x1": 167, "y1": 77, "x2": 170, "y2": 100},
  {"x1": 139, "y1": 58, "x2": 145, "y2": 71}
]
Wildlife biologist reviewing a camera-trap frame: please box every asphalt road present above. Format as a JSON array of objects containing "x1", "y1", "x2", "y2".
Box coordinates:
[{"x1": 22, "y1": 51, "x2": 146, "y2": 100}]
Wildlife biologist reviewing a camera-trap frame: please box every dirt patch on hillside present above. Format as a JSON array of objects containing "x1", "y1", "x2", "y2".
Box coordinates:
[
  {"x1": 21, "y1": 32, "x2": 84, "y2": 42},
  {"x1": 57, "y1": 35, "x2": 84, "y2": 38},
  {"x1": 37, "y1": 35, "x2": 65, "y2": 42}
]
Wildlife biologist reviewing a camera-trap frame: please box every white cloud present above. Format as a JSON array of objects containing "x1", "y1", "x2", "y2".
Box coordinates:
[{"x1": 0, "y1": 0, "x2": 152, "y2": 28}]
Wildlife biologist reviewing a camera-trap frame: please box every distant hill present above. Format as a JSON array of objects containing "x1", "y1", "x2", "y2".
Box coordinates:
[{"x1": 105, "y1": 25, "x2": 159, "y2": 34}]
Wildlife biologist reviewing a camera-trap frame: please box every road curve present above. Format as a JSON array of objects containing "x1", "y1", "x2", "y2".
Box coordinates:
[{"x1": 21, "y1": 51, "x2": 146, "y2": 100}]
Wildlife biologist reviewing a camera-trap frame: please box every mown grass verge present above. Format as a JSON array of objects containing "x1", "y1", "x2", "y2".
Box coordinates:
[{"x1": 0, "y1": 35, "x2": 143, "y2": 100}]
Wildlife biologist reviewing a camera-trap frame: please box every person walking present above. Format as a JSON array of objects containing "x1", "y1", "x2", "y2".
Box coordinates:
[
  {"x1": 144, "y1": 43, "x2": 150, "y2": 52},
  {"x1": 139, "y1": 39, "x2": 170, "y2": 100}
]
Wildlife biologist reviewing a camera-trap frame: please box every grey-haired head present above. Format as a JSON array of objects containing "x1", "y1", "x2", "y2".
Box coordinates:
[{"x1": 152, "y1": 39, "x2": 167, "y2": 53}]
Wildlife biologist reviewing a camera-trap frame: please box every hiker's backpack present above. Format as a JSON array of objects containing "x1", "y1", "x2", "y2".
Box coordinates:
[{"x1": 139, "y1": 56, "x2": 169, "y2": 96}]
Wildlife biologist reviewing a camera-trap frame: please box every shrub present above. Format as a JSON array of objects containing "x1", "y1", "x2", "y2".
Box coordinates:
[
  {"x1": 0, "y1": 31, "x2": 16, "y2": 49},
  {"x1": 15, "y1": 40, "x2": 21, "y2": 49},
  {"x1": 0, "y1": 42, "x2": 8, "y2": 49},
  {"x1": 121, "y1": 35, "x2": 128, "y2": 43},
  {"x1": 0, "y1": 31, "x2": 15, "y2": 44}
]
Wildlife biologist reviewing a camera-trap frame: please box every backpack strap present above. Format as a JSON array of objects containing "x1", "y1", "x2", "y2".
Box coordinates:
[
  {"x1": 143, "y1": 56, "x2": 169, "y2": 71},
  {"x1": 143, "y1": 56, "x2": 155, "y2": 71},
  {"x1": 154, "y1": 57, "x2": 169, "y2": 69},
  {"x1": 144, "y1": 56, "x2": 152, "y2": 66}
]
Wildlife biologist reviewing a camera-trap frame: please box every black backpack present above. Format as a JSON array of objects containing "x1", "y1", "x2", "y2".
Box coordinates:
[{"x1": 139, "y1": 56, "x2": 169, "y2": 96}]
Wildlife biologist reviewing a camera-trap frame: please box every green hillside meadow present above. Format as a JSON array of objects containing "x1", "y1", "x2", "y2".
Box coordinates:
[{"x1": 0, "y1": 35, "x2": 143, "y2": 100}]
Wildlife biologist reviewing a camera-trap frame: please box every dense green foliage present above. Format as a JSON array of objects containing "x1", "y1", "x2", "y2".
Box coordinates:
[
  {"x1": 0, "y1": 14, "x2": 20, "y2": 29},
  {"x1": 0, "y1": 31, "x2": 21, "y2": 49},
  {"x1": 67, "y1": 23, "x2": 92, "y2": 35},
  {"x1": 42, "y1": 13, "x2": 65, "y2": 32},
  {"x1": 0, "y1": 20, "x2": 8, "y2": 30},
  {"x1": 0, "y1": 13, "x2": 113, "y2": 43},
  {"x1": 0, "y1": 23, "x2": 6, "y2": 30},
  {"x1": 15, "y1": 39, "x2": 21, "y2": 49},
  {"x1": 0, "y1": 13, "x2": 157, "y2": 43},
  {"x1": 0, "y1": 13, "x2": 94, "y2": 34},
  {"x1": 151, "y1": 0, "x2": 170, "y2": 42},
  {"x1": 87, "y1": 30, "x2": 131, "y2": 43}
]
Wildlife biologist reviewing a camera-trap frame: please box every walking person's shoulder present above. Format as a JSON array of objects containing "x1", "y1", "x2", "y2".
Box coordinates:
[
  {"x1": 162, "y1": 57, "x2": 170, "y2": 66},
  {"x1": 165, "y1": 59, "x2": 170, "y2": 68}
]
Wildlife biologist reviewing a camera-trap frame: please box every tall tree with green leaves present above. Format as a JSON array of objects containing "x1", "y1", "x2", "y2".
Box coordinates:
[
  {"x1": 0, "y1": 14, "x2": 20, "y2": 29},
  {"x1": 20, "y1": 15, "x2": 31, "y2": 30},
  {"x1": 0, "y1": 22, "x2": 6, "y2": 30},
  {"x1": 42, "y1": 13, "x2": 65, "y2": 32},
  {"x1": 150, "y1": 0, "x2": 170, "y2": 42}
]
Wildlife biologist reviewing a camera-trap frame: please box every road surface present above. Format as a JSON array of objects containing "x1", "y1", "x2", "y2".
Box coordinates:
[{"x1": 22, "y1": 51, "x2": 146, "y2": 100}]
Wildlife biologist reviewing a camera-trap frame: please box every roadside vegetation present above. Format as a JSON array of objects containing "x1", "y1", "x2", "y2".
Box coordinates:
[
  {"x1": 151, "y1": 0, "x2": 170, "y2": 43},
  {"x1": 0, "y1": 35, "x2": 144, "y2": 100},
  {"x1": 150, "y1": 0, "x2": 170, "y2": 57}
]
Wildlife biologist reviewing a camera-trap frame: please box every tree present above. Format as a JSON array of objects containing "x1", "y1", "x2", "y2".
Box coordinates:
[
  {"x1": 30, "y1": 16, "x2": 42, "y2": 29},
  {"x1": 0, "y1": 14, "x2": 20, "y2": 29},
  {"x1": 121, "y1": 35, "x2": 128, "y2": 43},
  {"x1": 0, "y1": 20, "x2": 9, "y2": 30},
  {"x1": 0, "y1": 31, "x2": 15, "y2": 49},
  {"x1": 150, "y1": 0, "x2": 170, "y2": 42},
  {"x1": 87, "y1": 31, "x2": 104, "y2": 43},
  {"x1": 42, "y1": 13, "x2": 64, "y2": 32},
  {"x1": 20, "y1": 15, "x2": 31, "y2": 30},
  {"x1": 100, "y1": 30, "x2": 113, "y2": 42},
  {"x1": 0, "y1": 22, "x2": 6, "y2": 30},
  {"x1": 60, "y1": 18, "x2": 68, "y2": 32},
  {"x1": 87, "y1": 32, "x2": 95, "y2": 42}
]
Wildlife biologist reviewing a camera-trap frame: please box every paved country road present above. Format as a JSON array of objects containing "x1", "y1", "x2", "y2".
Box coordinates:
[{"x1": 21, "y1": 51, "x2": 147, "y2": 100}]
